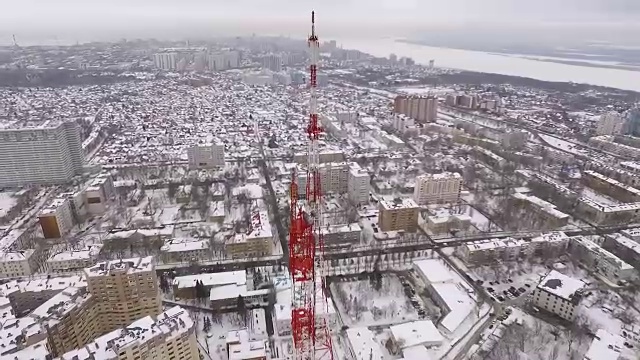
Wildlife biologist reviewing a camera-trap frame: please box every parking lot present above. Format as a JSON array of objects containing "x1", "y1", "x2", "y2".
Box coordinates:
[{"x1": 398, "y1": 272, "x2": 442, "y2": 320}]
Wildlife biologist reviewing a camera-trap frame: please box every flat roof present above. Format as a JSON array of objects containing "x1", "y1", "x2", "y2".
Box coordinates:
[
  {"x1": 537, "y1": 270, "x2": 585, "y2": 301},
  {"x1": 84, "y1": 256, "x2": 154, "y2": 277},
  {"x1": 172, "y1": 271, "x2": 246, "y2": 289},
  {"x1": 390, "y1": 320, "x2": 444, "y2": 348},
  {"x1": 345, "y1": 327, "x2": 385, "y2": 360}
]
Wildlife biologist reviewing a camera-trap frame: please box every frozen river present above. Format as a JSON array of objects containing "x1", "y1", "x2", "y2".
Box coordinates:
[{"x1": 333, "y1": 38, "x2": 640, "y2": 92}]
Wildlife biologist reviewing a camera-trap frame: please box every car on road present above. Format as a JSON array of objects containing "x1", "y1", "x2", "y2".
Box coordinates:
[{"x1": 496, "y1": 296, "x2": 505, "y2": 302}]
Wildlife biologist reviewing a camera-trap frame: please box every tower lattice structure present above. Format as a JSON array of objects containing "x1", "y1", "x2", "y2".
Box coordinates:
[{"x1": 288, "y1": 11, "x2": 335, "y2": 360}]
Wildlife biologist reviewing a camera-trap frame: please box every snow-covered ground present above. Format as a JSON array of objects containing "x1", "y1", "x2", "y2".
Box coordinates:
[
  {"x1": 538, "y1": 133, "x2": 589, "y2": 156},
  {"x1": 331, "y1": 275, "x2": 419, "y2": 327},
  {"x1": 0, "y1": 191, "x2": 17, "y2": 219},
  {"x1": 581, "y1": 187, "x2": 620, "y2": 206}
]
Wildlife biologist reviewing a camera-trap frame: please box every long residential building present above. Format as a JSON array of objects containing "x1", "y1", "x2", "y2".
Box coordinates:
[
  {"x1": 456, "y1": 232, "x2": 570, "y2": 265},
  {"x1": 0, "y1": 121, "x2": 84, "y2": 187},
  {"x1": 568, "y1": 236, "x2": 636, "y2": 283}
]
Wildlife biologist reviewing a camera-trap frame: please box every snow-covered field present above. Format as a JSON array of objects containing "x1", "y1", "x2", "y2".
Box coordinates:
[{"x1": 332, "y1": 275, "x2": 419, "y2": 327}]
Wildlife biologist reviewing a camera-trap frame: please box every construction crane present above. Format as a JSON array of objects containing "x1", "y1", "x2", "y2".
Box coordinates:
[{"x1": 288, "y1": 11, "x2": 335, "y2": 360}]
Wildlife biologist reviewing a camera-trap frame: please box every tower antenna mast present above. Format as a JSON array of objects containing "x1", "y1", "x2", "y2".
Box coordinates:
[{"x1": 289, "y1": 11, "x2": 335, "y2": 360}]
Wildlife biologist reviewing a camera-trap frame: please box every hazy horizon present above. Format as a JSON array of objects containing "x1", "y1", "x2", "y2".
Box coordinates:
[{"x1": 1, "y1": 0, "x2": 639, "y2": 45}]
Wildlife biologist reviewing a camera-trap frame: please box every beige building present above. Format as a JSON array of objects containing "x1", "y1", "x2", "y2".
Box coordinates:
[
  {"x1": 394, "y1": 95, "x2": 438, "y2": 123},
  {"x1": 84, "y1": 256, "x2": 162, "y2": 332},
  {"x1": 46, "y1": 245, "x2": 103, "y2": 274},
  {"x1": 413, "y1": 172, "x2": 462, "y2": 205},
  {"x1": 532, "y1": 270, "x2": 585, "y2": 321},
  {"x1": 225, "y1": 211, "x2": 273, "y2": 259},
  {"x1": 187, "y1": 141, "x2": 225, "y2": 169},
  {"x1": 378, "y1": 198, "x2": 419, "y2": 232},
  {"x1": 59, "y1": 306, "x2": 199, "y2": 360}
]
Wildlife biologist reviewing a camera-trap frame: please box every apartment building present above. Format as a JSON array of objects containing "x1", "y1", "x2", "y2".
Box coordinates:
[
  {"x1": 0, "y1": 275, "x2": 87, "y2": 317},
  {"x1": 225, "y1": 211, "x2": 273, "y2": 259},
  {"x1": 261, "y1": 54, "x2": 283, "y2": 72},
  {"x1": 394, "y1": 95, "x2": 438, "y2": 123},
  {"x1": 187, "y1": 141, "x2": 225, "y2": 169},
  {"x1": 298, "y1": 162, "x2": 350, "y2": 197},
  {"x1": 532, "y1": 270, "x2": 585, "y2": 321},
  {"x1": 596, "y1": 112, "x2": 625, "y2": 136},
  {"x1": 424, "y1": 211, "x2": 472, "y2": 235},
  {"x1": 378, "y1": 198, "x2": 419, "y2": 232},
  {"x1": 589, "y1": 135, "x2": 640, "y2": 160},
  {"x1": 568, "y1": 236, "x2": 636, "y2": 283},
  {"x1": 603, "y1": 233, "x2": 640, "y2": 271},
  {"x1": 320, "y1": 223, "x2": 362, "y2": 247},
  {"x1": 510, "y1": 192, "x2": 570, "y2": 229},
  {"x1": 84, "y1": 256, "x2": 162, "y2": 333},
  {"x1": 84, "y1": 174, "x2": 115, "y2": 215},
  {"x1": 46, "y1": 245, "x2": 103, "y2": 274},
  {"x1": 457, "y1": 232, "x2": 570, "y2": 265},
  {"x1": 58, "y1": 306, "x2": 198, "y2": 360},
  {"x1": 413, "y1": 172, "x2": 462, "y2": 205},
  {"x1": 348, "y1": 163, "x2": 370, "y2": 205},
  {"x1": 0, "y1": 228, "x2": 32, "y2": 252},
  {"x1": 391, "y1": 113, "x2": 416, "y2": 134},
  {"x1": 153, "y1": 52, "x2": 178, "y2": 70},
  {"x1": 582, "y1": 170, "x2": 640, "y2": 202},
  {"x1": 293, "y1": 149, "x2": 344, "y2": 164},
  {"x1": 0, "y1": 249, "x2": 42, "y2": 278},
  {"x1": 38, "y1": 196, "x2": 75, "y2": 239},
  {"x1": 161, "y1": 239, "x2": 210, "y2": 263},
  {"x1": 34, "y1": 287, "x2": 100, "y2": 355},
  {"x1": 0, "y1": 121, "x2": 84, "y2": 187}
]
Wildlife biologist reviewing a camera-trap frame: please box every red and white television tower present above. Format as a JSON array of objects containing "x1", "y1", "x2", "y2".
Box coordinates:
[{"x1": 288, "y1": 11, "x2": 335, "y2": 360}]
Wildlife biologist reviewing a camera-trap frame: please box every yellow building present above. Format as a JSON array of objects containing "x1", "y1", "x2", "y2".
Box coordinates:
[{"x1": 378, "y1": 198, "x2": 419, "y2": 232}]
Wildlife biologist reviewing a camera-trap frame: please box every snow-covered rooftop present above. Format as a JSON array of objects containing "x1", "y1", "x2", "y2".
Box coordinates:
[
  {"x1": 227, "y1": 329, "x2": 268, "y2": 360},
  {"x1": 172, "y1": 271, "x2": 246, "y2": 289},
  {"x1": 390, "y1": 320, "x2": 444, "y2": 348},
  {"x1": 536, "y1": 270, "x2": 585, "y2": 301},
  {"x1": 584, "y1": 329, "x2": 626, "y2": 360},
  {"x1": 345, "y1": 327, "x2": 385, "y2": 360},
  {"x1": 84, "y1": 256, "x2": 154, "y2": 277}
]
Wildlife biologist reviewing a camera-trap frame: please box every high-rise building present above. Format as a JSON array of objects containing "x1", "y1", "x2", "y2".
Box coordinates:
[
  {"x1": 261, "y1": 54, "x2": 282, "y2": 72},
  {"x1": 58, "y1": 305, "x2": 199, "y2": 360},
  {"x1": 394, "y1": 95, "x2": 438, "y2": 123},
  {"x1": 348, "y1": 163, "x2": 370, "y2": 205},
  {"x1": 84, "y1": 257, "x2": 162, "y2": 332},
  {"x1": 625, "y1": 106, "x2": 640, "y2": 137},
  {"x1": 0, "y1": 121, "x2": 84, "y2": 187},
  {"x1": 378, "y1": 198, "x2": 419, "y2": 232},
  {"x1": 153, "y1": 52, "x2": 178, "y2": 70},
  {"x1": 596, "y1": 112, "x2": 625, "y2": 136},
  {"x1": 413, "y1": 173, "x2": 463, "y2": 205},
  {"x1": 187, "y1": 141, "x2": 225, "y2": 169}
]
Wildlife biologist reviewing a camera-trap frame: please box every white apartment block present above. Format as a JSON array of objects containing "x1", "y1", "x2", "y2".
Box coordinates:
[
  {"x1": 38, "y1": 196, "x2": 75, "y2": 239},
  {"x1": 532, "y1": 270, "x2": 585, "y2": 321},
  {"x1": 261, "y1": 54, "x2": 283, "y2": 72},
  {"x1": 46, "y1": 245, "x2": 103, "y2": 274},
  {"x1": 568, "y1": 236, "x2": 636, "y2": 282},
  {"x1": 226, "y1": 329, "x2": 269, "y2": 360},
  {"x1": 0, "y1": 249, "x2": 41, "y2": 278},
  {"x1": 320, "y1": 223, "x2": 362, "y2": 247},
  {"x1": 153, "y1": 52, "x2": 178, "y2": 70},
  {"x1": 187, "y1": 142, "x2": 225, "y2": 169},
  {"x1": 59, "y1": 306, "x2": 198, "y2": 360},
  {"x1": 589, "y1": 135, "x2": 640, "y2": 160},
  {"x1": 413, "y1": 172, "x2": 462, "y2": 205},
  {"x1": 0, "y1": 121, "x2": 84, "y2": 187},
  {"x1": 457, "y1": 232, "x2": 569, "y2": 265},
  {"x1": 391, "y1": 113, "x2": 416, "y2": 134},
  {"x1": 348, "y1": 163, "x2": 370, "y2": 205},
  {"x1": 161, "y1": 239, "x2": 210, "y2": 263},
  {"x1": 208, "y1": 50, "x2": 240, "y2": 71},
  {"x1": 596, "y1": 112, "x2": 625, "y2": 136}
]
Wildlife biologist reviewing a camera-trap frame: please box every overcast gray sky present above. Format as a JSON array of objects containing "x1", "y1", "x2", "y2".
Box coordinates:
[{"x1": 0, "y1": 0, "x2": 638, "y2": 44}]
